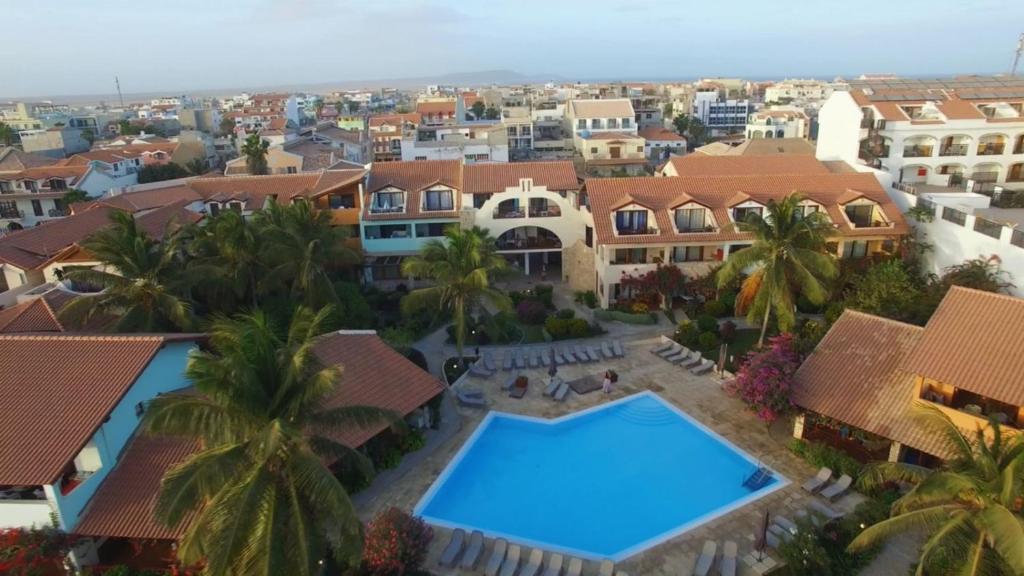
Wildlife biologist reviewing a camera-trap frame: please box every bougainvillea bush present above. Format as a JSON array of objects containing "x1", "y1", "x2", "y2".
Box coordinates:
[
  {"x1": 726, "y1": 333, "x2": 800, "y2": 424},
  {"x1": 361, "y1": 508, "x2": 433, "y2": 576},
  {"x1": 0, "y1": 526, "x2": 74, "y2": 576}
]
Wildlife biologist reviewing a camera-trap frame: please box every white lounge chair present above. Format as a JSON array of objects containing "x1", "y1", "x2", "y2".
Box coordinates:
[
  {"x1": 612, "y1": 339, "x2": 625, "y2": 357},
  {"x1": 529, "y1": 348, "x2": 541, "y2": 368},
  {"x1": 598, "y1": 560, "x2": 615, "y2": 576},
  {"x1": 438, "y1": 528, "x2": 465, "y2": 568},
  {"x1": 483, "y1": 352, "x2": 496, "y2": 372},
  {"x1": 565, "y1": 557, "x2": 583, "y2": 576},
  {"x1": 574, "y1": 345, "x2": 592, "y2": 362},
  {"x1": 498, "y1": 544, "x2": 522, "y2": 576},
  {"x1": 586, "y1": 346, "x2": 602, "y2": 362},
  {"x1": 649, "y1": 339, "x2": 674, "y2": 355},
  {"x1": 484, "y1": 538, "x2": 508, "y2": 576},
  {"x1": 469, "y1": 362, "x2": 493, "y2": 378},
  {"x1": 820, "y1": 474, "x2": 853, "y2": 501},
  {"x1": 801, "y1": 467, "x2": 832, "y2": 493},
  {"x1": 554, "y1": 348, "x2": 567, "y2": 365},
  {"x1": 502, "y1": 351, "x2": 514, "y2": 370},
  {"x1": 774, "y1": 515, "x2": 798, "y2": 534},
  {"x1": 664, "y1": 347, "x2": 691, "y2": 363},
  {"x1": 720, "y1": 540, "x2": 737, "y2": 576},
  {"x1": 515, "y1": 349, "x2": 527, "y2": 369},
  {"x1": 554, "y1": 381, "x2": 570, "y2": 402},
  {"x1": 520, "y1": 549, "x2": 544, "y2": 576},
  {"x1": 503, "y1": 371, "x2": 519, "y2": 391},
  {"x1": 542, "y1": 553, "x2": 563, "y2": 576},
  {"x1": 808, "y1": 499, "x2": 844, "y2": 520},
  {"x1": 657, "y1": 344, "x2": 682, "y2": 359},
  {"x1": 562, "y1": 346, "x2": 578, "y2": 363},
  {"x1": 460, "y1": 530, "x2": 485, "y2": 569},
  {"x1": 768, "y1": 523, "x2": 793, "y2": 543},
  {"x1": 544, "y1": 376, "x2": 562, "y2": 397},
  {"x1": 690, "y1": 358, "x2": 715, "y2": 375},
  {"x1": 601, "y1": 340, "x2": 615, "y2": 358},
  {"x1": 694, "y1": 540, "x2": 717, "y2": 576},
  {"x1": 456, "y1": 389, "x2": 487, "y2": 408}
]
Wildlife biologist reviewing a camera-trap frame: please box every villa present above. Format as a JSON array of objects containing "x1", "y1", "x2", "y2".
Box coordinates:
[{"x1": 792, "y1": 286, "x2": 1024, "y2": 466}]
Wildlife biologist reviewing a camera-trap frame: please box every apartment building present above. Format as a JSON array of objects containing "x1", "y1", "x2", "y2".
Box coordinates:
[
  {"x1": 816, "y1": 76, "x2": 1024, "y2": 189},
  {"x1": 400, "y1": 123, "x2": 509, "y2": 163},
  {"x1": 692, "y1": 90, "x2": 751, "y2": 136},
  {"x1": 416, "y1": 99, "x2": 458, "y2": 126},
  {"x1": 566, "y1": 99, "x2": 645, "y2": 174},
  {"x1": 764, "y1": 79, "x2": 837, "y2": 105},
  {"x1": 746, "y1": 106, "x2": 810, "y2": 140},
  {"x1": 370, "y1": 113, "x2": 420, "y2": 162},
  {"x1": 501, "y1": 107, "x2": 534, "y2": 158},
  {"x1": 639, "y1": 127, "x2": 687, "y2": 161}
]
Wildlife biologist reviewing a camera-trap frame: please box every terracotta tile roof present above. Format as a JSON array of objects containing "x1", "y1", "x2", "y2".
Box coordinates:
[
  {"x1": 364, "y1": 160, "x2": 462, "y2": 221},
  {"x1": 283, "y1": 140, "x2": 341, "y2": 172},
  {"x1": 369, "y1": 113, "x2": 421, "y2": 128},
  {"x1": 134, "y1": 201, "x2": 203, "y2": 239},
  {"x1": 463, "y1": 161, "x2": 579, "y2": 194},
  {"x1": 789, "y1": 310, "x2": 955, "y2": 458},
  {"x1": 665, "y1": 154, "x2": 829, "y2": 177},
  {"x1": 416, "y1": 101, "x2": 456, "y2": 115},
  {"x1": 0, "y1": 335, "x2": 188, "y2": 485},
  {"x1": 0, "y1": 148, "x2": 61, "y2": 172},
  {"x1": 580, "y1": 132, "x2": 643, "y2": 141},
  {"x1": 0, "y1": 205, "x2": 119, "y2": 270},
  {"x1": 569, "y1": 99, "x2": 635, "y2": 118},
  {"x1": 98, "y1": 185, "x2": 203, "y2": 212},
  {"x1": 872, "y1": 102, "x2": 910, "y2": 121},
  {"x1": 638, "y1": 127, "x2": 686, "y2": 142},
  {"x1": 584, "y1": 172, "x2": 907, "y2": 246},
  {"x1": 75, "y1": 435, "x2": 199, "y2": 540},
  {"x1": 0, "y1": 297, "x2": 63, "y2": 333},
  {"x1": 902, "y1": 287, "x2": 1024, "y2": 406},
  {"x1": 936, "y1": 98, "x2": 986, "y2": 120},
  {"x1": 68, "y1": 149, "x2": 147, "y2": 165},
  {"x1": 312, "y1": 331, "x2": 445, "y2": 448}
]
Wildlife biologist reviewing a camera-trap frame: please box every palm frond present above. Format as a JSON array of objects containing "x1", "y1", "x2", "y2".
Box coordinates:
[
  {"x1": 857, "y1": 461, "x2": 932, "y2": 492},
  {"x1": 848, "y1": 504, "x2": 965, "y2": 551}
]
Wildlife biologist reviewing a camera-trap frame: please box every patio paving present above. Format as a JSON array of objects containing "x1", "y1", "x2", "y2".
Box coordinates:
[{"x1": 356, "y1": 334, "x2": 867, "y2": 575}]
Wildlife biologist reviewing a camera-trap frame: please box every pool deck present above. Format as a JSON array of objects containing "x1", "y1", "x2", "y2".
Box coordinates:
[{"x1": 357, "y1": 334, "x2": 866, "y2": 575}]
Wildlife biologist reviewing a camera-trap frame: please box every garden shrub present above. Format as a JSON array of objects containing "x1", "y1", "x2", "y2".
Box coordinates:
[
  {"x1": 568, "y1": 318, "x2": 590, "y2": 338},
  {"x1": 593, "y1": 309, "x2": 657, "y2": 324},
  {"x1": 544, "y1": 317, "x2": 568, "y2": 339},
  {"x1": 516, "y1": 300, "x2": 548, "y2": 325},
  {"x1": 674, "y1": 320, "x2": 698, "y2": 346},
  {"x1": 725, "y1": 333, "x2": 800, "y2": 424},
  {"x1": 796, "y1": 293, "x2": 823, "y2": 314},
  {"x1": 788, "y1": 439, "x2": 863, "y2": 480},
  {"x1": 399, "y1": 429, "x2": 425, "y2": 453},
  {"x1": 534, "y1": 284, "x2": 555, "y2": 308},
  {"x1": 696, "y1": 313, "x2": 719, "y2": 333},
  {"x1": 824, "y1": 301, "x2": 846, "y2": 325},
  {"x1": 697, "y1": 331, "x2": 718, "y2": 349},
  {"x1": 702, "y1": 300, "x2": 728, "y2": 317},
  {"x1": 556, "y1": 308, "x2": 575, "y2": 320},
  {"x1": 362, "y1": 508, "x2": 433, "y2": 576},
  {"x1": 0, "y1": 527, "x2": 75, "y2": 576},
  {"x1": 583, "y1": 291, "x2": 598, "y2": 308},
  {"x1": 719, "y1": 320, "x2": 737, "y2": 344},
  {"x1": 719, "y1": 291, "x2": 737, "y2": 312}
]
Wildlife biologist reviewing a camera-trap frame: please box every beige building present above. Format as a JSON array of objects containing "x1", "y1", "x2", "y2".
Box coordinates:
[{"x1": 579, "y1": 133, "x2": 647, "y2": 176}]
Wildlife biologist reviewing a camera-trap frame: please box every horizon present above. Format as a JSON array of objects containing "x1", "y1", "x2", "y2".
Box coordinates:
[{"x1": 3, "y1": 0, "x2": 1022, "y2": 101}]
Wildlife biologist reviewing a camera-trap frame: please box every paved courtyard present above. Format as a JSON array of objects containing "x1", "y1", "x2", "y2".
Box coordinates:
[{"x1": 357, "y1": 334, "x2": 866, "y2": 575}]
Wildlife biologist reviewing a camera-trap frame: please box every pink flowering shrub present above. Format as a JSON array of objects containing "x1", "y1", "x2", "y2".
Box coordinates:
[
  {"x1": 362, "y1": 507, "x2": 433, "y2": 575},
  {"x1": 726, "y1": 334, "x2": 800, "y2": 424}
]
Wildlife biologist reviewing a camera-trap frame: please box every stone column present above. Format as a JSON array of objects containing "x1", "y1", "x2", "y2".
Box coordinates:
[
  {"x1": 887, "y1": 441, "x2": 903, "y2": 463},
  {"x1": 792, "y1": 413, "x2": 806, "y2": 440}
]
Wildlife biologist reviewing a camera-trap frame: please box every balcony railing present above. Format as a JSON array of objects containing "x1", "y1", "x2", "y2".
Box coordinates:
[
  {"x1": 978, "y1": 143, "x2": 1005, "y2": 155},
  {"x1": 369, "y1": 205, "x2": 405, "y2": 214},
  {"x1": 47, "y1": 208, "x2": 69, "y2": 218},
  {"x1": 902, "y1": 145, "x2": 933, "y2": 158},
  {"x1": 528, "y1": 205, "x2": 561, "y2": 217},
  {"x1": 616, "y1": 227, "x2": 657, "y2": 236},
  {"x1": 0, "y1": 209, "x2": 23, "y2": 219},
  {"x1": 939, "y1": 144, "x2": 968, "y2": 156},
  {"x1": 493, "y1": 208, "x2": 525, "y2": 219}
]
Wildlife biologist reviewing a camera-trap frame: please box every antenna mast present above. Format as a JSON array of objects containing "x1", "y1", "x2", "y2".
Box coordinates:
[
  {"x1": 1012, "y1": 33, "x2": 1024, "y2": 76},
  {"x1": 115, "y1": 76, "x2": 125, "y2": 108}
]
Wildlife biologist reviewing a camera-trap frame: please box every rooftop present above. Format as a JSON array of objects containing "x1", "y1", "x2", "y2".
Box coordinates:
[{"x1": 569, "y1": 99, "x2": 635, "y2": 119}]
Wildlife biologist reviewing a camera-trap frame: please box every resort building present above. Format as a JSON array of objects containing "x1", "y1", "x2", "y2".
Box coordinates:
[
  {"x1": 692, "y1": 90, "x2": 751, "y2": 136},
  {"x1": 764, "y1": 79, "x2": 837, "y2": 106},
  {"x1": 639, "y1": 127, "x2": 687, "y2": 162},
  {"x1": 745, "y1": 106, "x2": 810, "y2": 140},
  {"x1": 657, "y1": 153, "x2": 830, "y2": 178},
  {"x1": 400, "y1": 123, "x2": 510, "y2": 163},
  {"x1": 816, "y1": 76, "x2": 1024, "y2": 189},
  {"x1": 792, "y1": 287, "x2": 1024, "y2": 466},
  {"x1": 565, "y1": 99, "x2": 637, "y2": 147},
  {"x1": 0, "y1": 149, "x2": 89, "y2": 229}
]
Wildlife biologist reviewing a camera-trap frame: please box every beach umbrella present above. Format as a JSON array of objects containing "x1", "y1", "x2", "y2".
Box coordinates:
[
  {"x1": 548, "y1": 348, "x2": 558, "y2": 378},
  {"x1": 755, "y1": 510, "x2": 770, "y2": 561}
]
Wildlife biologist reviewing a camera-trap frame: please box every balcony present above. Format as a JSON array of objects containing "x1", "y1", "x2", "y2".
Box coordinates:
[
  {"x1": 616, "y1": 226, "x2": 657, "y2": 236},
  {"x1": 47, "y1": 208, "x2": 69, "y2": 218},
  {"x1": 978, "y1": 143, "x2": 1006, "y2": 156},
  {"x1": 368, "y1": 204, "x2": 405, "y2": 214},
  {"x1": 0, "y1": 209, "x2": 23, "y2": 220},
  {"x1": 902, "y1": 145, "x2": 933, "y2": 158},
  {"x1": 528, "y1": 205, "x2": 561, "y2": 218},
  {"x1": 939, "y1": 144, "x2": 968, "y2": 157},
  {"x1": 922, "y1": 386, "x2": 1021, "y2": 430},
  {"x1": 493, "y1": 207, "x2": 525, "y2": 219}
]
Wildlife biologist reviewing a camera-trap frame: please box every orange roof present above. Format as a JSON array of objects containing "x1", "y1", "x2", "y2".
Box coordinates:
[
  {"x1": 936, "y1": 98, "x2": 985, "y2": 120},
  {"x1": 0, "y1": 148, "x2": 61, "y2": 172},
  {"x1": 638, "y1": 127, "x2": 686, "y2": 142},
  {"x1": 134, "y1": 200, "x2": 204, "y2": 240},
  {"x1": 0, "y1": 205, "x2": 120, "y2": 270},
  {"x1": 902, "y1": 287, "x2": 1024, "y2": 406},
  {"x1": 664, "y1": 154, "x2": 830, "y2": 177},
  {"x1": 312, "y1": 331, "x2": 446, "y2": 448},
  {"x1": 0, "y1": 297, "x2": 63, "y2": 333},
  {"x1": 369, "y1": 112, "x2": 421, "y2": 127},
  {"x1": 0, "y1": 334, "x2": 195, "y2": 485},
  {"x1": 463, "y1": 161, "x2": 578, "y2": 194},
  {"x1": 75, "y1": 435, "x2": 200, "y2": 540},
  {"x1": 416, "y1": 101, "x2": 456, "y2": 115},
  {"x1": 364, "y1": 160, "x2": 462, "y2": 221},
  {"x1": 584, "y1": 172, "x2": 907, "y2": 246}
]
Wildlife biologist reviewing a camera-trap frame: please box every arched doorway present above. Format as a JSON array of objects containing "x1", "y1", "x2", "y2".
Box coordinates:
[{"x1": 496, "y1": 226, "x2": 563, "y2": 278}]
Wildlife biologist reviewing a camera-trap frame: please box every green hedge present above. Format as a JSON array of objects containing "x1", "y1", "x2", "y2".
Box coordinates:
[
  {"x1": 594, "y1": 309, "x2": 657, "y2": 324},
  {"x1": 788, "y1": 438, "x2": 863, "y2": 480}
]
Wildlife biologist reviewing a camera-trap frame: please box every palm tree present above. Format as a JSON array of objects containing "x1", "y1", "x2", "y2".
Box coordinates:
[
  {"x1": 144, "y1": 306, "x2": 396, "y2": 575},
  {"x1": 256, "y1": 200, "x2": 360, "y2": 308},
  {"x1": 240, "y1": 133, "x2": 270, "y2": 175},
  {"x1": 849, "y1": 403, "x2": 1024, "y2": 576},
  {"x1": 0, "y1": 122, "x2": 15, "y2": 146},
  {"x1": 716, "y1": 194, "x2": 837, "y2": 347},
  {"x1": 186, "y1": 209, "x2": 264, "y2": 312},
  {"x1": 59, "y1": 211, "x2": 193, "y2": 332},
  {"x1": 185, "y1": 157, "x2": 208, "y2": 176},
  {"x1": 401, "y1": 226, "x2": 510, "y2": 367}
]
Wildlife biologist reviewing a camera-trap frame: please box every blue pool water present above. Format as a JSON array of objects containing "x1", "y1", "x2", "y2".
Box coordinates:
[{"x1": 414, "y1": 392, "x2": 786, "y2": 561}]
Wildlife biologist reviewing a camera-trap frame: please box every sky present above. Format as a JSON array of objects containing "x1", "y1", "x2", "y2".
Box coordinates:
[{"x1": 2, "y1": 0, "x2": 1023, "y2": 98}]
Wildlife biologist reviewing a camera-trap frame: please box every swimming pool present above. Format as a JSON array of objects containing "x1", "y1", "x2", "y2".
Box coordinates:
[{"x1": 414, "y1": 391, "x2": 787, "y2": 561}]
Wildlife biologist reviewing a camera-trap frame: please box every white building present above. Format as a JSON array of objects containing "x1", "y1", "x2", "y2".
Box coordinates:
[
  {"x1": 565, "y1": 99, "x2": 637, "y2": 150},
  {"x1": 692, "y1": 90, "x2": 751, "y2": 136},
  {"x1": 746, "y1": 106, "x2": 810, "y2": 140},
  {"x1": 400, "y1": 124, "x2": 509, "y2": 163},
  {"x1": 764, "y1": 79, "x2": 836, "y2": 105}
]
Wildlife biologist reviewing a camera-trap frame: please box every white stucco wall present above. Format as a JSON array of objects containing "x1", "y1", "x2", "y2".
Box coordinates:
[{"x1": 816, "y1": 91, "x2": 863, "y2": 165}]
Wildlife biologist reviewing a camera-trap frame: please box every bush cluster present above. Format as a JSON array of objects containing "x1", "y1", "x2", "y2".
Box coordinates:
[
  {"x1": 544, "y1": 317, "x2": 590, "y2": 339},
  {"x1": 361, "y1": 508, "x2": 433, "y2": 576}
]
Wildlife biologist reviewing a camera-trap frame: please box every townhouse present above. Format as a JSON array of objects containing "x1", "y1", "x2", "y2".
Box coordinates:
[
  {"x1": 639, "y1": 127, "x2": 687, "y2": 161},
  {"x1": 370, "y1": 113, "x2": 421, "y2": 162},
  {"x1": 566, "y1": 99, "x2": 646, "y2": 175},
  {"x1": 746, "y1": 106, "x2": 810, "y2": 140}
]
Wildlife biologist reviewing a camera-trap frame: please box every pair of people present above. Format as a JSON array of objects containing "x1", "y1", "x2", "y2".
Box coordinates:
[{"x1": 602, "y1": 370, "x2": 614, "y2": 394}]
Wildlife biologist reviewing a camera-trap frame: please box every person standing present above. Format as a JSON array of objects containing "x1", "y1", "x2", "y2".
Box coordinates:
[{"x1": 602, "y1": 371, "x2": 613, "y2": 394}]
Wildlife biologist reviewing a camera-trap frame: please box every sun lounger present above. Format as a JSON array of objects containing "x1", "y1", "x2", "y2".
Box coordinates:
[
  {"x1": 820, "y1": 474, "x2": 853, "y2": 501},
  {"x1": 574, "y1": 345, "x2": 591, "y2": 362},
  {"x1": 498, "y1": 544, "x2": 522, "y2": 576},
  {"x1": 460, "y1": 388, "x2": 484, "y2": 398},
  {"x1": 544, "y1": 377, "x2": 562, "y2": 397},
  {"x1": 510, "y1": 381, "x2": 528, "y2": 399},
  {"x1": 554, "y1": 381, "x2": 570, "y2": 402},
  {"x1": 808, "y1": 499, "x2": 844, "y2": 520},
  {"x1": 650, "y1": 339, "x2": 675, "y2": 355},
  {"x1": 565, "y1": 557, "x2": 583, "y2": 576},
  {"x1": 801, "y1": 467, "x2": 832, "y2": 494},
  {"x1": 483, "y1": 352, "x2": 496, "y2": 372},
  {"x1": 694, "y1": 540, "x2": 717, "y2": 576},
  {"x1": 598, "y1": 560, "x2": 615, "y2": 576},
  {"x1": 502, "y1": 351, "x2": 514, "y2": 371},
  {"x1": 542, "y1": 553, "x2": 563, "y2": 576},
  {"x1": 586, "y1": 346, "x2": 602, "y2": 362},
  {"x1": 563, "y1": 346, "x2": 578, "y2": 364},
  {"x1": 720, "y1": 540, "x2": 737, "y2": 576},
  {"x1": 460, "y1": 530, "x2": 485, "y2": 569},
  {"x1": 774, "y1": 515, "x2": 798, "y2": 534},
  {"x1": 554, "y1": 348, "x2": 567, "y2": 365},
  {"x1": 438, "y1": 528, "x2": 465, "y2": 568},
  {"x1": 484, "y1": 538, "x2": 508, "y2": 576},
  {"x1": 765, "y1": 530, "x2": 781, "y2": 548},
  {"x1": 657, "y1": 344, "x2": 683, "y2": 359},
  {"x1": 470, "y1": 362, "x2": 493, "y2": 378},
  {"x1": 690, "y1": 358, "x2": 715, "y2": 375},
  {"x1": 664, "y1": 348, "x2": 690, "y2": 363},
  {"x1": 503, "y1": 371, "x2": 519, "y2": 391},
  {"x1": 768, "y1": 523, "x2": 793, "y2": 543},
  {"x1": 520, "y1": 549, "x2": 543, "y2": 576},
  {"x1": 515, "y1": 349, "x2": 527, "y2": 369},
  {"x1": 539, "y1": 350, "x2": 550, "y2": 366},
  {"x1": 601, "y1": 340, "x2": 615, "y2": 358},
  {"x1": 529, "y1": 348, "x2": 541, "y2": 368},
  {"x1": 612, "y1": 340, "x2": 626, "y2": 357},
  {"x1": 456, "y1": 389, "x2": 487, "y2": 408}
]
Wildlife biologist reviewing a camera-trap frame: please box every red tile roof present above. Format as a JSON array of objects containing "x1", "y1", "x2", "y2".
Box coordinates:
[
  {"x1": 0, "y1": 335, "x2": 193, "y2": 485},
  {"x1": 664, "y1": 154, "x2": 830, "y2": 177},
  {"x1": 0, "y1": 148, "x2": 61, "y2": 172},
  {"x1": 416, "y1": 101, "x2": 456, "y2": 116},
  {"x1": 584, "y1": 172, "x2": 907, "y2": 246},
  {"x1": 312, "y1": 331, "x2": 445, "y2": 448},
  {"x1": 0, "y1": 297, "x2": 64, "y2": 333},
  {"x1": 638, "y1": 127, "x2": 686, "y2": 142},
  {"x1": 75, "y1": 435, "x2": 200, "y2": 540},
  {"x1": 463, "y1": 161, "x2": 579, "y2": 194},
  {"x1": 364, "y1": 160, "x2": 462, "y2": 221},
  {"x1": 0, "y1": 205, "x2": 119, "y2": 270}
]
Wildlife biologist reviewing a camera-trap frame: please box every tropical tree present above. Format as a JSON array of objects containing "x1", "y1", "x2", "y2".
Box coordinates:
[
  {"x1": 850, "y1": 403, "x2": 1024, "y2": 576},
  {"x1": 62, "y1": 188, "x2": 90, "y2": 205},
  {"x1": 185, "y1": 157, "x2": 209, "y2": 176},
  {"x1": 218, "y1": 116, "x2": 236, "y2": 136},
  {"x1": 401, "y1": 226, "x2": 510, "y2": 366},
  {"x1": 256, "y1": 200, "x2": 360, "y2": 308},
  {"x1": 0, "y1": 122, "x2": 15, "y2": 146},
  {"x1": 717, "y1": 194, "x2": 838, "y2": 347},
  {"x1": 144, "y1": 306, "x2": 397, "y2": 576},
  {"x1": 241, "y1": 133, "x2": 270, "y2": 175},
  {"x1": 186, "y1": 209, "x2": 264, "y2": 313},
  {"x1": 470, "y1": 101, "x2": 486, "y2": 120},
  {"x1": 59, "y1": 211, "x2": 193, "y2": 332}
]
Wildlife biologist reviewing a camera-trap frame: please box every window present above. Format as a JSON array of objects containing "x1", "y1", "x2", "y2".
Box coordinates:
[
  {"x1": 507, "y1": 126, "x2": 517, "y2": 136},
  {"x1": 364, "y1": 224, "x2": 410, "y2": 239},
  {"x1": 675, "y1": 207, "x2": 707, "y2": 232},
  {"x1": 622, "y1": 119, "x2": 631, "y2": 128},
  {"x1": 415, "y1": 222, "x2": 448, "y2": 237},
  {"x1": 608, "y1": 118, "x2": 619, "y2": 129},
  {"x1": 577, "y1": 119, "x2": 586, "y2": 130},
  {"x1": 842, "y1": 240, "x2": 868, "y2": 259},
  {"x1": 423, "y1": 189, "x2": 453, "y2": 211},
  {"x1": 585, "y1": 226, "x2": 593, "y2": 248},
  {"x1": 672, "y1": 246, "x2": 704, "y2": 262},
  {"x1": 31, "y1": 199, "x2": 43, "y2": 217},
  {"x1": 844, "y1": 204, "x2": 875, "y2": 227},
  {"x1": 328, "y1": 193, "x2": 355, "y2": 209},
  {"x1": 520, "y1": 126, "x2": 531, "y2": 136},
  {"x1": 208, "y1": 202, "x2": 221, "y2": 217},
  {"x1": 48, "y1": 178, "x2": 67, "y2": 191},
  {"x1": 373, "y1": 191, "x2": 404, "y2": 212},
  {"x1": 615, "y1": 210, "x2": 649, "y2": 234},
  {"x1": 0, "y1": 200, "x2": 18, "y2": 218},
  {"x1": 941, "y1": 207, "x2": 966, "y2": 226},
  {"x1": 591, "y1": 119, "x2": 603, "y2": 129},
  {"x1": 613, "y1": 248, "x2": 648, "y2": 264},
  {"x1": 794, "y1": 205, "x2": 820, "y2": 220},
  {"x1": 636, "y1": 146, "x2": 643, "y2": 153},
  {"x1": 590, "y1": 147, "x2": 598, "y2": 154},
  {"x1": 732, "y1": 206, "x2": 763, "y2": 222},
  {"x1": 228, "y1": 201, "x2": 244, "y2": 213},
  {"x1": 286, "y1": 166, "x2": 298, "y2": 174}
]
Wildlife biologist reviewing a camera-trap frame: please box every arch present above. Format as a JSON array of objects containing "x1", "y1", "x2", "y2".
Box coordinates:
[
  {"x1": 6, "y1": 221, "x2": 22, "y2": 232},
  {"x1": 902, "y1": 134, "x2": 937, "y2": 158},
  {"x1": 751, "y1": 130, "x2": 763, "y2": 139},
  {"x1": 939, "y1": 133, "x2": 972, "y2": 156},
  {"x1": 1008, "y1": 162, "x2": 1024, "y2": 182},
  {"x1": 971, "y1": 162, "x2": 1001, "y2": 182},
  {"x1": 977, "y1": 133, "x2": 1008, "y2": 155},
  {"x1": 764, "y1": 118, "x2": 772, "y2": 126},
  {"x1": 496, "y1": 225, "x2": 562, "y2": 251},
  {"x1": 1013, "y1": 133, "x2": 1024, "y2": 155},
  {"x1": 776, "y1": 129, "x2": 785, "y2": 138},
  {"x1": 765, "y1": 131, "x2": 774, "y2": 139}
]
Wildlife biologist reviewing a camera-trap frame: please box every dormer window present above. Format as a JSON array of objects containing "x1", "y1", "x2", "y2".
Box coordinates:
[
  {"x1": 844, "y1": 202, "x2": 885, "y2": 228},
  {"x1": 207, "y1": 202, "x2": 221, "y2": 216},
  {"x1": 608, "y1": 118, "x2": 619, "y2": 129},
  {"x1": 674, "y1": 206, "x2": 711, "y2": 232},
  {"x1": 732, "y1": 205, "x2": 763, "y2": 222},
  {"x1": 615, "y1": 209, "x2": 651, "y2": 235},
  {"x1": 794, "y1": 204, "x2": 821, "y2": 220},
  {"x1": 371, "y1": 190, "x2": 405, "y2": 213},
  {"x1": 423, "y1": 188, "x2": 454, "y2": 212},
  {"x1": 228, "y1": 201, "x2": 244, "y2": 213}
]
